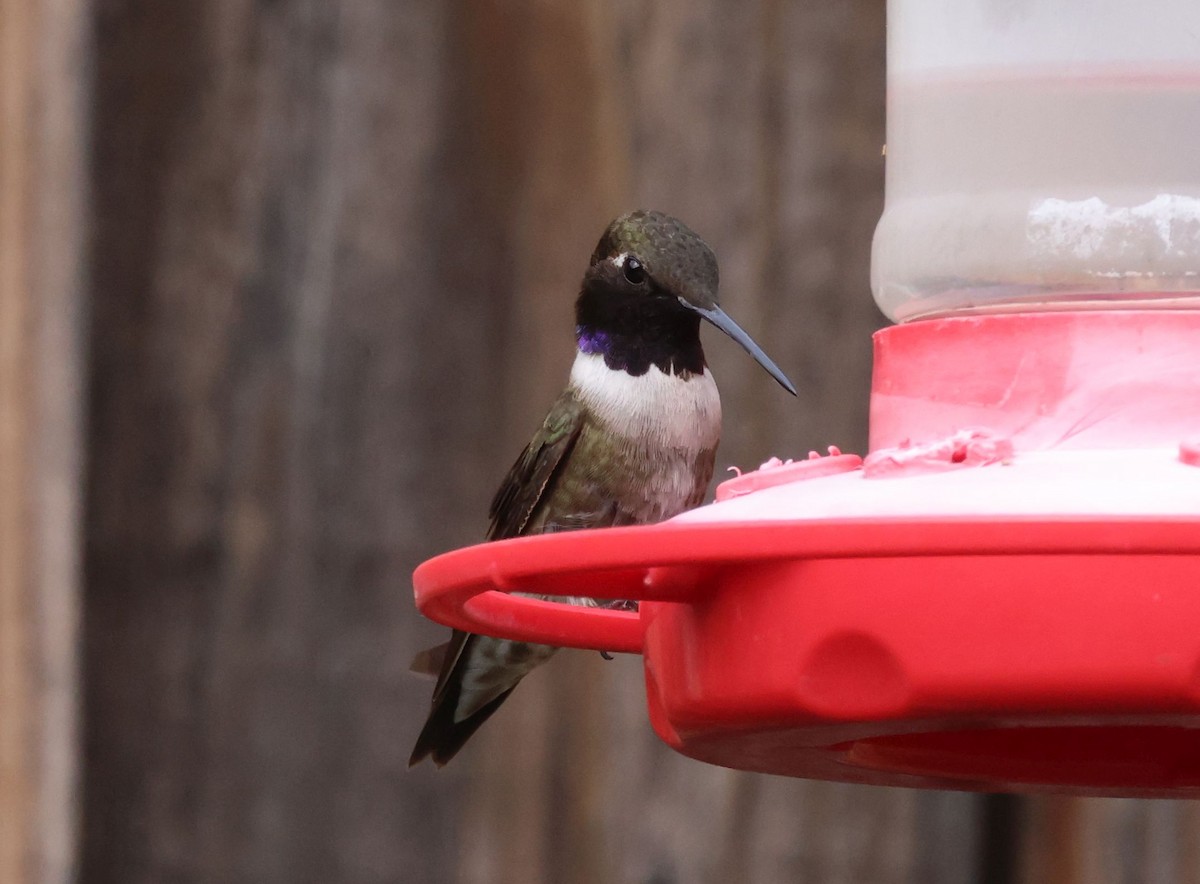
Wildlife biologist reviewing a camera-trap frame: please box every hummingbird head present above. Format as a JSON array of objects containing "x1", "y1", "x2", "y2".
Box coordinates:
[{"x1": 576, "y1": 210, "x2": 796, "y2": 394}]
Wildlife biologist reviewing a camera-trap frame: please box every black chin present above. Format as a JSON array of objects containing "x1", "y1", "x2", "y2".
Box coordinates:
[{"x1": 574, "y1": 285, "x2": 705, "y2": 377}]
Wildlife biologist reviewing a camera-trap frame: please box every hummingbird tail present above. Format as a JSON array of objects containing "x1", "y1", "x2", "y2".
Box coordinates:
[
  {"x1": 410, "y1": 630, "x2": 560, "y2": 767},
  {"x1": 408, "y1": 683, "x2": 516, "y2": 768}
]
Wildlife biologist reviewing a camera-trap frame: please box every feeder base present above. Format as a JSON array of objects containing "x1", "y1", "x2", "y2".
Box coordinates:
[{"x1": 412, "y1": 311, "x2": 1200, "y2": 795}]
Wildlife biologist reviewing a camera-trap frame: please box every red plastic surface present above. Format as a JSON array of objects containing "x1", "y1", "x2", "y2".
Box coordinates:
[
  {"x1": 1181, "y1": 441, "x2": 1200, "y2": 467},
  {"x1": 870, "y1": 310, "x2": 1200, "y2": 452},
  {"x1": 415, "y1": 516, "x2": 1200, "y2": 795},
  {"x1": 715, "y1": 450, "x2": 861, "y2": 500},
  {"x1": 412, "y1": 310, "x2": 1200, "y2": 795}
]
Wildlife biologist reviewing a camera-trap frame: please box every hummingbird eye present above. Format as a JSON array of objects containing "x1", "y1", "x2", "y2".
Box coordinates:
[{"x1": 623, "y1": 256, "x2": 647, "y2": 285}]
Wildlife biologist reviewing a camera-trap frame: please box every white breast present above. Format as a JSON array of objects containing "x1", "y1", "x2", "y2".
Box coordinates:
[{"x1": 568, "y1": 350, "x2": 722, "y2": 452}]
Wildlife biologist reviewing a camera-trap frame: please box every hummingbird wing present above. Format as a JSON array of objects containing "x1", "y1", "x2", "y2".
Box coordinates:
[
  {"x1": 409, "y1": 393, "x2": 588, "y2": 768},
  {"x1": 486, "y1": 392, "x2": 588, "y2": 541},
  {"x1": 430, "y1": 392, "x2": 586, "y2": 707}
]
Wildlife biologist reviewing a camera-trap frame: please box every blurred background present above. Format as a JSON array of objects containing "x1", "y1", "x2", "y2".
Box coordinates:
[{"x1": 5, "y1": 0, "x2": 1200, "y2": 882}]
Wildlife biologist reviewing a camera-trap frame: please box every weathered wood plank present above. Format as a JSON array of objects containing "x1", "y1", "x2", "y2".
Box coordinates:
[
  {"x1": 1019, "y1": 797, "x2": 1200, "y2": 884},
  {"x1": 0, "y1": 0, "x2": 86, "y2": 881},
  {"x1": 85, "y1": 1, "x2": 466, "y2": 881}
]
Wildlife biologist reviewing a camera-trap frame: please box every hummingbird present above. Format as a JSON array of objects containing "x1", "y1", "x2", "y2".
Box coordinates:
[{"x1": 409, "y1": 209, "x2": 795, "y2": 767}]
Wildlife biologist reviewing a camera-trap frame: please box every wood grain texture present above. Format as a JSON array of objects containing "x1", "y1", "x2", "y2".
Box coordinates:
[
  {"x1": 0, "y1": 0, "x2": 86, "y2": 881},
  {"x1": 0, "y1": 1, "x2": 33, "y2": 868},
  {"x1": 85, "y1": 2, "x2": 472, "y2": 881},
  {"x1": 1017, "y1": 797, "x2": 1200, "y2": 884}
]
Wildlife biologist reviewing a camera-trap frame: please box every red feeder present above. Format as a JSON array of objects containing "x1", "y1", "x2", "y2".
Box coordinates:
[{"x1": 415, "y1": 0, "x2": 1200, "y2": 796}]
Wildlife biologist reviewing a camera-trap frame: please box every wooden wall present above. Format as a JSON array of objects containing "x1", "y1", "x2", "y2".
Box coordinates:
[
  {"x1": 0, "y1": 0, "x2": 1195, "y2": 881},
  {"x1": 1, "y1": 0, "x2": 86, "y2": 881}
]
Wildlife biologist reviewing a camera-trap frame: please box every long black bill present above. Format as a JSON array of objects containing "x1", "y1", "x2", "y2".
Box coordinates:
[{"x1": 689, "y1": 303, "x2": 797, "y2": 396}]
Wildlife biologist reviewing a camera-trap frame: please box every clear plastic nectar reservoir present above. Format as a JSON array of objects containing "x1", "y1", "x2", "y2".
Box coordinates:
[{"x1": 873, "y1": 0, "x2": 1200, "y2": 321}]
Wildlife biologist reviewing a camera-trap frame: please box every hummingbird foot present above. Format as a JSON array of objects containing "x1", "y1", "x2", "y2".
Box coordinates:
[{"x1": 599, "y1": 598, "x2": 638, "y2": 660}]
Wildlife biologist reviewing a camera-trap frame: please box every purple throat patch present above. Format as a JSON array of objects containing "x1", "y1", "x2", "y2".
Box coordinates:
[{"x1": 576, "y1": 327, "x2": 612, "y2": 355}]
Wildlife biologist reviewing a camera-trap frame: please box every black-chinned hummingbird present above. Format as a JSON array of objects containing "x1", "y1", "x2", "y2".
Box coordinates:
[{"x1": 409, "y1": 210, "x2": 795, "y2": 767}]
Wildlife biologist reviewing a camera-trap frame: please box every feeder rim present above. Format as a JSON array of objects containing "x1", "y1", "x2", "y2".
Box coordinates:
[{"x1": 413, "y1": 515, "x2": 1200, "y2": 653}]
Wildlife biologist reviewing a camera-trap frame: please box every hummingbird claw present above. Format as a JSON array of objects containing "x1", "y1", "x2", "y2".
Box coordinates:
[{"x1": 600, "y1": 650, "x2": 614, "y2": 661}]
